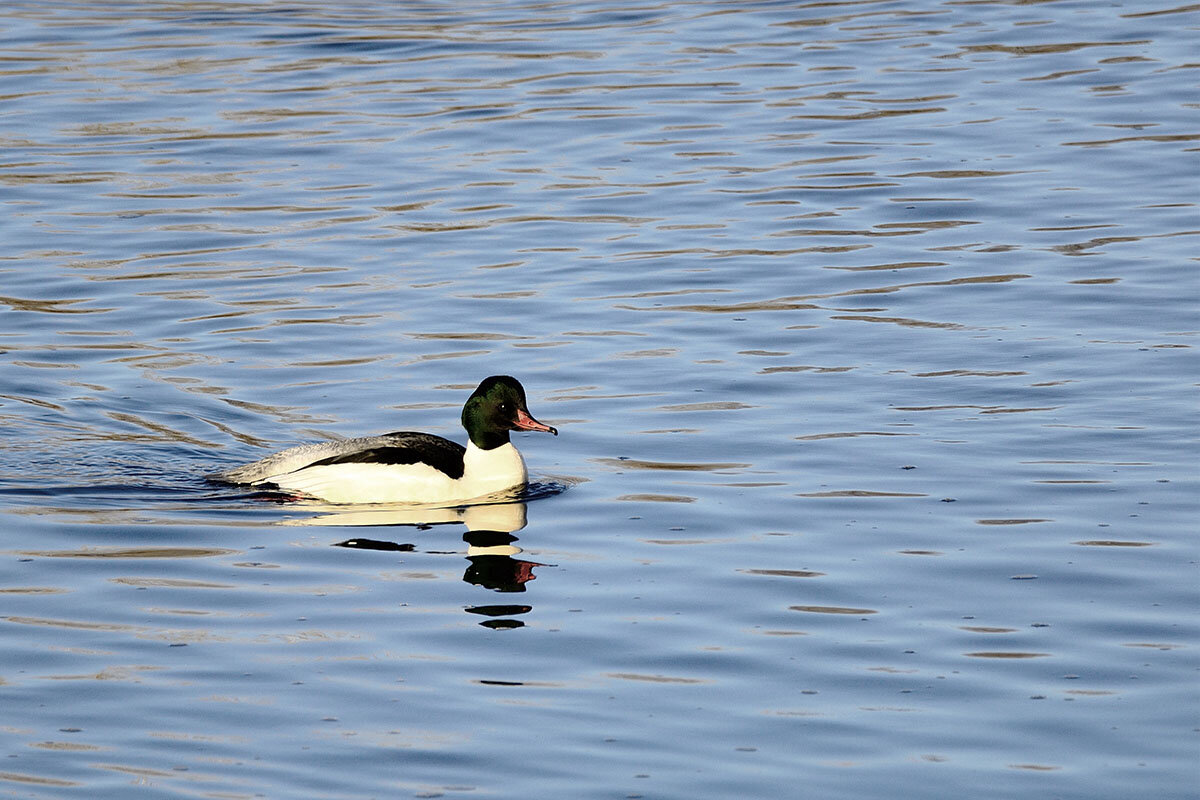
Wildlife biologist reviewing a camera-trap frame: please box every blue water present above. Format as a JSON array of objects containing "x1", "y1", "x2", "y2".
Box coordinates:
[{"x1": 1, "y1": 2, "x2": 1197, "y2": 798}]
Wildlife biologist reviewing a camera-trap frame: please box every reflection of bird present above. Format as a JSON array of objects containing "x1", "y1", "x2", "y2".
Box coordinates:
[
  {"x1": 213, "y1": 376, "x2": 556, "y2": 504},
  {"x1": 323, "y1": 503, "x2": 543, "y2": 627},
  {"x1": 281, "y1": 498, "x2": 529, "y2": 531},
  {"x1": 464, "y1": 529, "x2": 544, "y2": 593}
]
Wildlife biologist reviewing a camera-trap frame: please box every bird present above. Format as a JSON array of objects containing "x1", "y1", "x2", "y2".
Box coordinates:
[{"x1": 213, "y1": 375, "x2": 557, "y2": 505}]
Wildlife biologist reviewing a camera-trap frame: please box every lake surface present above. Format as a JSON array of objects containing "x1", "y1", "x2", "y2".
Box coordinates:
[{"x1": 1, "y1": 1, "x2": 1197, "y2": 798}]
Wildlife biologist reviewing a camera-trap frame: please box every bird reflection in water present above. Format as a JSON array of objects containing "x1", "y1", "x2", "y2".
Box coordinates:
[{"x1": 289, "y1": 500, "x2": 545, "y2": 629}]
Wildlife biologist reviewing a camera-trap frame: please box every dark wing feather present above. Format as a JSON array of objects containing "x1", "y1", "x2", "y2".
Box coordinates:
[{"x1": 306, "y1": 432, "x2": 466, "y2": 479}]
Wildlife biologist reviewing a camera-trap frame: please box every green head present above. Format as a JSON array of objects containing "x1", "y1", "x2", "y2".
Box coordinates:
[{"x1": 461, "y1": 375, "x2": 557, "y2": 450}]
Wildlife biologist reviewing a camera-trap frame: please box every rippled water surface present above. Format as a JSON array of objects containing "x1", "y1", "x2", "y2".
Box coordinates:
[{"x1": 2, "y1": 2, "x2": 1197, "y2": 798}]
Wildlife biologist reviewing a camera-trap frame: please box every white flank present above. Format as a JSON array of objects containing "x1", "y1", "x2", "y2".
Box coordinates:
[{"x1": 259, "y1": 441, "x2": 528, "y2": 505}]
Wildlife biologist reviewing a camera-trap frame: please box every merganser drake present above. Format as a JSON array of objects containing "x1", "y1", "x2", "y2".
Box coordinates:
[{"x1": 214, "y1": 376, "x2": 557, "y2": 505}]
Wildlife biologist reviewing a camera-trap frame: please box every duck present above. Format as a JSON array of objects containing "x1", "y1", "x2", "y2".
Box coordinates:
[{"x1": 213, "y1": 375, "x2": 557, "y2": 505}]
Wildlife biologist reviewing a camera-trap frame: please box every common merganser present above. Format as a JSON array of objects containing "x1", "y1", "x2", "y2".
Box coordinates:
[{"x1": 214, "y1": 376, "x2": 557, "y2": 505}]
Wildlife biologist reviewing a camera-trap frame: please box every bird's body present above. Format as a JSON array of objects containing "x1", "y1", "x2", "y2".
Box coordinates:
[{"x1": 213, "y1": 376, "x2": 556, "y2": 505}]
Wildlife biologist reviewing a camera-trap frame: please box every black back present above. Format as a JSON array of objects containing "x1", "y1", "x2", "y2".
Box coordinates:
[{"x1": 305, "y1": 432, "x2": 467, "y2": 479}]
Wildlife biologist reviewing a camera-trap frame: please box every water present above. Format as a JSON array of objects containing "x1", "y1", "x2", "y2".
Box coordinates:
[{"x1": 1, "y1": 1, "x2": 1197, "y2": 798}]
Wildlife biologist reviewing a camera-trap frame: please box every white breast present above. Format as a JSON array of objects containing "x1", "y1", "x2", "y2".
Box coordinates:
[{"x1": 461, "y1": 441, "x2": 527, "y2": 493}]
